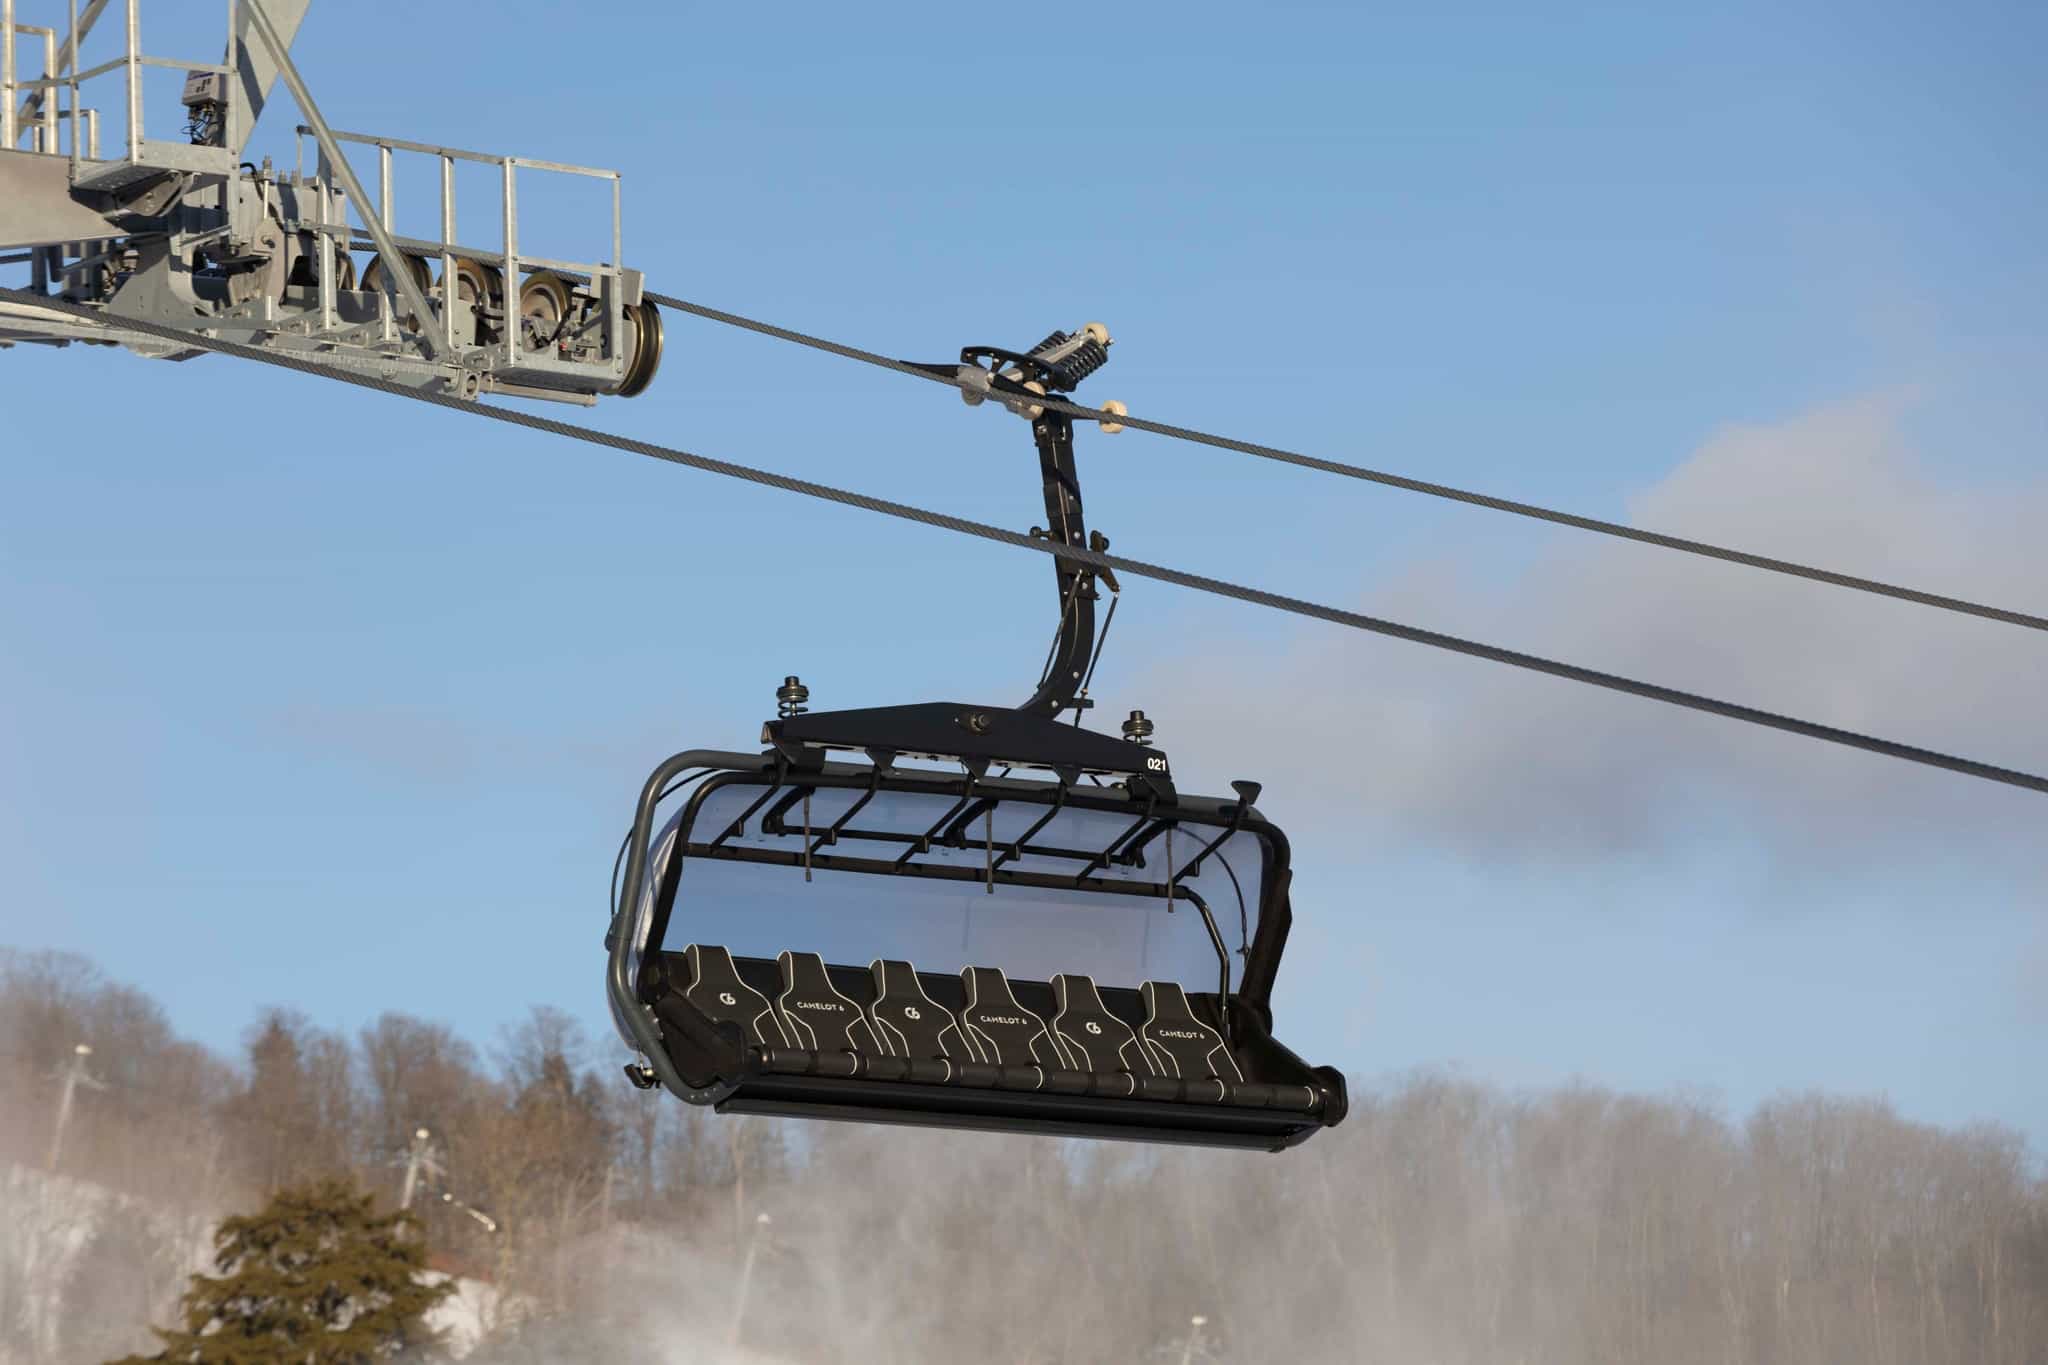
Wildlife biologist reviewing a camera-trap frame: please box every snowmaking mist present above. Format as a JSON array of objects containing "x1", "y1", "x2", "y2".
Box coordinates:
[{"x1": 5, "y1": 950, "x2": 2045, "y2": 1363}]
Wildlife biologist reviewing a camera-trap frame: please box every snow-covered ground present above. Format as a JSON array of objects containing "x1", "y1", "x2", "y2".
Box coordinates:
[
  {"x1": 0, "y1": 1165, "x2": 797, "y2": 1365},
  {"x1": 419, "y1": 1268, "x2": 501, "y2": 1358},
  {"x1": 1, "y1": 1164, "x2": 516, "y2": 1364},
  {"x1": 0, "y1": 1162, "x2": 213, "y2": 1365}
]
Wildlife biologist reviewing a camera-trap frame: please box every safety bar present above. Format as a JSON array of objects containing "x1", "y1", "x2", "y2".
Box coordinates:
[{"x1": 662, "y1": 767, "x2": 1245, "y2": 1029}]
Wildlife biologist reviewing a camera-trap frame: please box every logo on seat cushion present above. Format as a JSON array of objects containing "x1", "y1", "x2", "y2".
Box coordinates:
[
  {"x1": 1085, "y1": 1021, "x2": 1103, "y2": 1035},
  {"x1": 718, "y1": 991, "x2": 737, "y2": 1006}
]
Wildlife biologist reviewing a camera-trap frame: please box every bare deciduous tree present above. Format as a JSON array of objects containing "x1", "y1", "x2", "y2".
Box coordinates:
[{"x1": 4, "y1": 955, "x2": 2043, "y2": 1365}]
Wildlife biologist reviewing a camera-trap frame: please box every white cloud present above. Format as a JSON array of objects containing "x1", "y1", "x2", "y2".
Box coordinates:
[{"x1": 1141, "y1": 394, "x2": 2048, "y2": 865}]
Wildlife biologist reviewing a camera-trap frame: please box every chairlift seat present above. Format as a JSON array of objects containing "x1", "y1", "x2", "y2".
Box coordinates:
[
  {"x1": 609, "y1": 748, "x2": 1349, "y2": 1151},
  {"x1": 657, "y1": 946, "x2": 1322, "y2": 1110}
]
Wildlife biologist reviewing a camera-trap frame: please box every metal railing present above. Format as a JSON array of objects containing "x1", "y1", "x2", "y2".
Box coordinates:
[
  {"x1": 3, "y1": 0, "x2": 232, "y2": 166},
  {"x1": 295, "y1": 122, "x2": 624, "y2": 368},
  {"x1": 7, "y1": 0, "x2": 631, "y2": 387},
  {"x1": 2, "y1": 5, "x2": 60, "y2": 151}
]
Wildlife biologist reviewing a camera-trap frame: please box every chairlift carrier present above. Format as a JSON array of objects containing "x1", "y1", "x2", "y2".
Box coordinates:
[{"x1": 605, "y1": 327, "x2": 1348, "y2": 1151}]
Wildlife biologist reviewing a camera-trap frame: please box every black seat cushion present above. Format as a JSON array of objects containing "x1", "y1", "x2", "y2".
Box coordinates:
[
  {"x1": 1139, "y1": 980, "x2": 1243, "y2": 1086},
  {"x1": 867, "y1": 958, "x2": 965, "y2": 1062},
  {"x1": 959, "y1": 966, "x2": 1067, "y2": 1068},
  {"x1": 683, "y1": 944, "x2": 789, "y2": 1046},
  {"x1": 775, "y1": 951, "x2": 879, "y2": 1053},
  {"x1": 1050, "y1": 974, "x2": 1148, "y2": 1076}
]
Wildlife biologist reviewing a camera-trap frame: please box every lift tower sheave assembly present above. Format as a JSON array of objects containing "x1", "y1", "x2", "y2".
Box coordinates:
[{"x1": 0, "y1": 0, "x2": 662, "y2": 404}]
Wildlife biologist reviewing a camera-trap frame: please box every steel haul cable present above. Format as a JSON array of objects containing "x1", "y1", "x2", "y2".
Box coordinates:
[
  {"x1": 644, "y1": 292, "x2": 2048, "y2": 635},
  {"x1": 6, "y1": 285, "x2": 2044, "y2": 798}
]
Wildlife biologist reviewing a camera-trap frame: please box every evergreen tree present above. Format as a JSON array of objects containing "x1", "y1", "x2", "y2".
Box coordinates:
[{"x1": 111, "y1": 1178, "x2": 452, "y2": 1364}]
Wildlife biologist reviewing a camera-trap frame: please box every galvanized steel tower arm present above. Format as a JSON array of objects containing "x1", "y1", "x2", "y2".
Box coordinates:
[
  {"x1": 242, "y1": 0, "x2": 444, "y2": 361},
  {"x1": 225, "y1": 0, "x2": 310, "y2": 159}
]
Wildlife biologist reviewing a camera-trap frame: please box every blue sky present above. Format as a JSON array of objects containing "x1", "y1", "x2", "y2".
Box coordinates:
[{"x1": 4, "y1": 1, "x2": 2043, "y2": 1144}]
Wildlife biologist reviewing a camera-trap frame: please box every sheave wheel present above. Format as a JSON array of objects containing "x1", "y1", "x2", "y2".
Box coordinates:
[
  {"x1": 360, "y1": 253, "x2": 432, "y2": 330},
  {"x1": 442, "y1": 256, "x2": 504, "y2": 346},
  {"x1": 617, "y1": 299, "x2": 663, "y2": 398},
  {"x1": 518, "y1": 272, "x2": 573, "y2": 353}
]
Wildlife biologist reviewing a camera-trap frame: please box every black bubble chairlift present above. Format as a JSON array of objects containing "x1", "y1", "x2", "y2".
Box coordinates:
[{"x1": 604, "y1": 326, "x2": 1347, "y2": 1151}]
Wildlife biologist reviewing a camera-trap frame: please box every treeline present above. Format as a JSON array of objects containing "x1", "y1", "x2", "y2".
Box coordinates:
[{"x1": 2, "y1": 947, "x2": 2044, "y2": 1364}]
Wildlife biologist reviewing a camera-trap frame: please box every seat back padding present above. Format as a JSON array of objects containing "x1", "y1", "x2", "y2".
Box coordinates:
[
  {"x1": 959, "y1": 966, "x2": 1067, "y2": 1067},
  {"x1": 684, "y1": 943, "x2": 790, "y2": 1046},
  {"x1": 1051, "y1": 973, "x2": 1150, "y2": 1075},
  {"x1": 867, "y1": 958, "x2": 965, "y2": 1059},
  {"x1": 1139, "y1": 980, "x2": 1244, "y2": 1082},
  {"x1": 776, "y1": 950, "x2": 879, "y2": 1053}
]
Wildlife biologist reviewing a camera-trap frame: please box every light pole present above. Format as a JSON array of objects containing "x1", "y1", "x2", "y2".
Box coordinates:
[
  {"x1": 45, "y1": 1042, "x2": 104, "y2": 1172},
  {"x1": 1178, "y1": 1313, "x2": 1209, "y2": 1365},
  {"x1": 727, "y1": 1210, "x2": 772, "y2": 1348},
  {"x1": 395, "y1": 1124, "x2": 498, "y2": 1236},
  {"x1": 399, "y1": 1126, "x2": 441, "y2": 1211}
]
